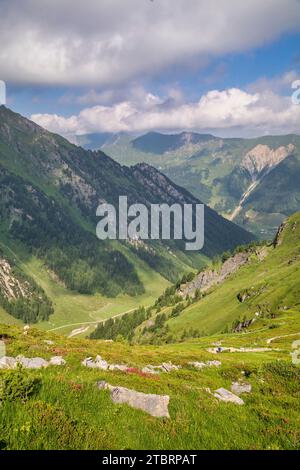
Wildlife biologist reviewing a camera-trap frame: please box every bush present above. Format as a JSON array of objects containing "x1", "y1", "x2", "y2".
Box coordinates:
[{"x1": 0, "y1": 367, "x2": 41, "y2": 402}]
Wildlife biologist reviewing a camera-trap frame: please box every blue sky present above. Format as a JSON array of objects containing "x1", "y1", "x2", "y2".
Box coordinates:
[{"x1": 1, "y1": 0, "x2": 300, "y2": 137}]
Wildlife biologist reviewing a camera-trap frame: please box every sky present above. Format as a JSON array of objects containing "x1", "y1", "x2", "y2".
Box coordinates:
[{"x1": 1, "y1": 0, "x2": 300, "y2": 138}]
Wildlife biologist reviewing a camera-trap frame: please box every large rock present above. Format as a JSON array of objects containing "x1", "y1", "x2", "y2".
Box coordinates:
[
  {"x1": 49, "y1": 356, "x2": 66, "y2": 366},
  {"x1": 97, "y1": 381, "x2": 170, "y2": 418},
  {"x1": 214, "y1": 388, "x2": 244, "y2": 405},
  {"x1": 16, "y1": 355, "x2": 48, "y2": 369},
  {"x1": 0, "y1": 356, "x2": 17, "y2": 369},
  {"x1": 161, "y1": 362, "x2": 180, "y2": 373},
  {"x1": 231, "y1": 382, "x2": 252, "y2": 395}
]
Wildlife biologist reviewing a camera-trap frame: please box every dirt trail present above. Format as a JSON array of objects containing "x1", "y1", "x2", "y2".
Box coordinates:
[
  {"x1": 266, "y1": 332, "x2": 300, "y2": 344},
  {"x1": 49, "y1": 307, "x2": 146, "y2": 334}
]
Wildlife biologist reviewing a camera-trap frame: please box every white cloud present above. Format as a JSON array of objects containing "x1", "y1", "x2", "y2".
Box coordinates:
[
  {"x1": 31, "y1": 86, "x2": 300, "y2": 137},
  {"x1": 1, "y1": 0, "x2": 300, "y2": 86}
]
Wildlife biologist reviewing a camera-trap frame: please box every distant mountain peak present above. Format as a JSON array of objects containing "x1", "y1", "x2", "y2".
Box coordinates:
[{"x1": 131, "y1": 131, "x2": 217, "y2": 154}]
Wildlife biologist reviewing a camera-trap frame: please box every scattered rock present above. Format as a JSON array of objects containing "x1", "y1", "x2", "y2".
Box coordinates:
[
  {"x1": 0, "y1": 355, "x2": 67, "y2": 369},
  {"x1": 82, "y1": 355, "x2": 128, "y2": 371},
  {"x1": 161, "y1": 362, "x2": 180, "y2": 373},
  {"x1": 16, "y1": 355, "x2": 48, "y2": 369},
  {"x1": 82, "y1": 356, "x2": 106, "y2": 369},
  {"x1": 214, "y1": 388, "x2": 244, "y2": 405},
  {"x1": 206, "y1": 360, "x2": 222, "y2": 367},
  {"x1": 82, "y1": 357, "x2": 181, "y2": 375},
  {"x1": 49, "y1": 356, "x2": 66, "y2": 366},
  {"x1": 140, "y1": 362, "x2": 181, "y2": 374},
  {"x1": 231, "y1": 382, "x2": 252, "y2": 395},
  {"x1": 44, "y1": 340, "x2": 54, "y2": 345},
  {"x1": 97, "y1": 381, "x2": 170, "y2": 418},
  {"x1": 188, "y1": 360, "x2": 221, "y2": 369},
  {"x1": 108, "y1": 364, "x2": 128, "y2": 372},
  {"x1": 0, "y1": 356, "x2": 17, "y2": 369}
]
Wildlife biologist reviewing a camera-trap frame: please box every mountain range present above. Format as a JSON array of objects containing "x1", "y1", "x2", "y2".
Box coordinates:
[
  {"x1": 81, "y1": 130, "x2": 300, "y2": 239},
  {"x1": 0, "y1": 106, "x2": 253, "y2": 326}
]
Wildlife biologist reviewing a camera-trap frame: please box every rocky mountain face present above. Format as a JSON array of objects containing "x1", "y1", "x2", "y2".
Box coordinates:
[
  {"x1": 241, "y1": 144, "x2": 294, "y2": 180},
  {"x1": 0, "y1": 253, "x2": 53, "y2": 323},
  {"x1": 179, "y1": 251, "x2": 250, "y2": 298},
  {"x1": 0, "y1": 258, "x2": 30, "y2": 301},
  {"x1": 0, "y1": 106, "x2": 254, "y2": 314},
  {"x1": 102, "y1": 131, "x2": 300, "y2": 239}
]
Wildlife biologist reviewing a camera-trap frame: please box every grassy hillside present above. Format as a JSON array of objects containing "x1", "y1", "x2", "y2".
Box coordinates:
[
  {"x1": 1, "y1": 214, "x2": 299, "y2": 450},
  {"x1": 163, "y1": 212, "x2": 300, "y2": 337},
  {"x1": 0, "y1": 315, "x2": 299, "y2": 450},
  {"x1": 0, "y1": 236, "x2": 169, "y2": 336}
]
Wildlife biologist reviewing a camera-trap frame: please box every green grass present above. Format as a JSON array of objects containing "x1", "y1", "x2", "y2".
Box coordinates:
[{"x1": 0, "y1": 321, "x2": 299, "y2": 450}]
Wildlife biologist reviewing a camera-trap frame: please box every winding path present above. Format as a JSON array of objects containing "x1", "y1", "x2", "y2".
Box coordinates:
[{"x1": 266, "y1": 332, "x2": 300, "y2": 344}]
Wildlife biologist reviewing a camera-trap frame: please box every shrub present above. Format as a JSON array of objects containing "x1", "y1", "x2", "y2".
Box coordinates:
[{"x1": 0, "y1": 367, "x2": 41, "y2": 402}]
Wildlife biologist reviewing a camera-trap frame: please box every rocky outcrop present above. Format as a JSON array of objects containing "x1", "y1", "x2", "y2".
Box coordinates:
[
  {"x1": 0, "y1": 258, "x2": 31, "y2": 301},
  {"x1": 233, "y1": 319, "x2": 254, "y2": 333},
  {"x1": 241, "y1": 144, "x2": 294, "y2": 180},
  {"x1": 97, "y1": 381, "x2": 170, "y2": 418},
  {"x1": 273, "y1": 220, "x2": 287, "y2": 247},
  {"x1": 179, "y1": 252, "x2": 249, "y2": 297}
]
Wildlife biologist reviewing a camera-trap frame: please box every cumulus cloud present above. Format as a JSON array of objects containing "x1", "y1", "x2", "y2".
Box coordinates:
[
  {"x1": 31, "y1": 86, "x2": 300, "y2": 137},
  {"x1": 1, "y1": 0, "x2": 300, "y2": 86}
]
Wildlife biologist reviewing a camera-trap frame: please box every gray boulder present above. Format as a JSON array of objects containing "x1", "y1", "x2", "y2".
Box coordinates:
[
  {"x1": 231, "y1": 382, "x2": 252, "y2": 395},
  {"x1": 95, "y1": 355, "x2": 109, "y2": 370},
  {"x1": 49, "y1": 356, "x2": 66, "y2": 366},
  {"x1": 82, "y1": 355, "x2": 109, "y2": 370},
  {"x1": 161, "y1": 362, "x2": 180, "y2": 373},
  {"x1": 214, "y1": 387, "x2": 244, "y2": 405},
  {"x1": 97, "y1": 381, "x2": 170, "y2": 418},
  {"x1": 16, "y1": 355, "x2": 48, "y2": 369},
  {"x1": 0, "y1": 356, "x2": 17, "y2": 369}
]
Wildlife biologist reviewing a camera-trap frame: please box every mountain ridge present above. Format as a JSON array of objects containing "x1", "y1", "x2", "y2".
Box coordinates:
[{"x1": 0, "y1": 106, "x2": 254, "y2": 326}]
